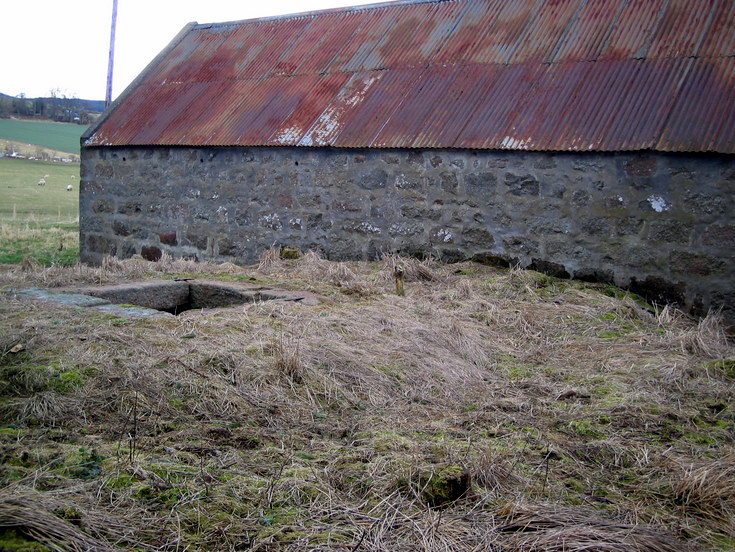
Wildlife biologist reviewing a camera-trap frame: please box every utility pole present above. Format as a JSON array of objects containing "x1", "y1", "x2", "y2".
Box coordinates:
[{"x1": 105, "y1": 0, "x2": 119, "y2": 108}]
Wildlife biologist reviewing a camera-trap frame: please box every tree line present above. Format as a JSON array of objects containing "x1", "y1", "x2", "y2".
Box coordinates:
[{"x1": 0, "y1": 90, "x2": 104, "y2": 125}]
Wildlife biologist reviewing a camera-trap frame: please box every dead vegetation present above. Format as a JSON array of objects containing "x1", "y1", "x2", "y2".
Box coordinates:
[{"x1": 0, "y1": 251, "x2": 733, "y2": 551}]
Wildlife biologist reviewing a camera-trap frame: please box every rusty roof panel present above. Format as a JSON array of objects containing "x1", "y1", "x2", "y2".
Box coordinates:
[
  {"x1": 84, "y1": 0, "x2": 735, "y2": 154},
  {"x1": 700, "y1": 0, "x2": 735, "y2": 57},
  {"x1": 283, "y1": 13, "x2": 365, "y2": 75},
  {"x1": 551, "y1": 0, "x2": 624, "y2": 62},
  {"x1": 359, "y1": 3, "x2": 438, "y2": 69},
  {"x1": 331, "y1": 7, "x2": 400, "y2": 72},
  {"x1": 507, "y1": 0, "x2": 583, "y2": 63},
  {"x1": 498, "y1": 61, "x2": 590, "y2": 151},
  {"x1": 236, "y1": 18, "x2": 314, "y2": 79},
  {"x1": 602, "y1": 0, "x2": 668, "y2": 59},
  {"x1": 564, "y1": 58, "x2": 691, "y2": 151},
  {"x1": 268, "y1": 73, "x2": 354, "y2": 145},
  {"x1": 658, "y1": 56, "x2": 735, "y2": 152},
  {"x1": 153, "y1": 27, "x2": 237, "y2": 84},
  {"x1": 325, "y1": 68, "x2": 426, "y2": 147},
  {"x1": 410, "y1": 65, "x2": 494, "y2": 148},
  {"x1": 297, "y1": 72, "x2": 388, "y2": 146},
  {"x1": 465, "y1": 0, "x2": 541, "y2": 65},
  {"x1": 646, "y1": 0, "x2": 716, "y2": 58},
  {"x1": 453, "y1": 63, "x2": 541, "y2": 150},
  {"x1": 164, "y1": 80, "x2": 244, "y2": 145},
  {"x1": 430, "y1": 0, "x2": 507, "y2": 65},
  {"x1": 369, "y1": 66, "x2": 460, "y2": 148}
]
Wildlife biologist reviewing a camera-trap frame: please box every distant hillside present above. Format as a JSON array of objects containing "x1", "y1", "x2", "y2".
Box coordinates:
[{"x1": 0, "y1": 92, "x2": 104, "y2": 125}]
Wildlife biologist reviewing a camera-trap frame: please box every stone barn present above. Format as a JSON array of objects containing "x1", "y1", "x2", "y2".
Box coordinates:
[{"x1": 80, "y1": 0, "x2": 735, "y2": 318}]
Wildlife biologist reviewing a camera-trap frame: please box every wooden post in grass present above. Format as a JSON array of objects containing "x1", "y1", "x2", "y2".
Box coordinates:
[{"x1": 394, "y1": 266, "x2": 405, "y2": 297}]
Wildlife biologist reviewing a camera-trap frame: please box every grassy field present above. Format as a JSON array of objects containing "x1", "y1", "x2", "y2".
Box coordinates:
[
  {"x1": 0, "y1": 157, "x2": 79, "y2": 265},
  {"x1": 0, "y1": 119, "x2": 86, "y2": 155},
  {"x1": 0, "y1": 253, "x2": 732, "y2": 551}
]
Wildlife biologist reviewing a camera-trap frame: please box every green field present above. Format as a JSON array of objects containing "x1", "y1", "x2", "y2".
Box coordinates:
[
  {"x1": 0, "y1": 157, "x2": 79, "y2": 265},
  {"x1": 0, "y1": 119, "x2": 86, "y2": 154}
]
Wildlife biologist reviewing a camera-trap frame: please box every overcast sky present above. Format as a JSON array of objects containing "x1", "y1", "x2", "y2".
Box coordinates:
[{"x1": 1, "y1": 0, "x2": 389, "y2": 102}]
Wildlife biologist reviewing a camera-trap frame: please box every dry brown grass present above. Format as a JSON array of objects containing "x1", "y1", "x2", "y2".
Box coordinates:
[
  {"x1": 0, "y1": 495, "x2": 118, "y2": 551},
  {"x1": 673, "y1": 453, "x2": 735, "y2": 529},
  {"x1": 0, "y1": 252, "x2": 732, "y2": 551},
  {"x1": 496, "y1": 503, "x2": 695, "y2": 552}
]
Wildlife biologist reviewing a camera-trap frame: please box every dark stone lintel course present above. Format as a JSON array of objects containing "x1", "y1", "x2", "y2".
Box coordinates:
[{"x1": 80, "y1": 146, "x2": 735, "y2": 319}]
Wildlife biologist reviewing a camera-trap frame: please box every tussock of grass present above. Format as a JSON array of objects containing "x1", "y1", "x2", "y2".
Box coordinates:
[
  {"x1": 0, "y1": 496, "x2": 117, "y2": 551},
  {"x1": 673, "y1": 454, "x2": 735, "y2": 528},
  {"x1": 0, "y1": 251, "x2": 732, "y2": 551},
  {"x1": 496, "y1": 503, "x2": 695, "y2": 552}
]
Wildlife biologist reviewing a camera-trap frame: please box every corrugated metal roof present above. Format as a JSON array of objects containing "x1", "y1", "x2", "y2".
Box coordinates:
[{"x1": 83, "y1": 0, "x2": 735, "y2": 154}]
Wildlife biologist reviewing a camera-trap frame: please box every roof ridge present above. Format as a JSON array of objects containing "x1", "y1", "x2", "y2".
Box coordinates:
[{"x1": 193, "y1": 0, "x2": 456, "y2": 29}]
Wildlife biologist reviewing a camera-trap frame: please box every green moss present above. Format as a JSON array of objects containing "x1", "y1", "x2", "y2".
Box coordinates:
[
  {"x1": 158, "y1": 487, "x2": 185, "y2": 505},
  {"x1": 507, "y1": 366, "x2": 534, "y2": 380},
  {"x1": 280, "y1": 247, "x2": 302, "y2": 260},
  {"x1": 106, "y1": 473, "x2": 136, "y2": 489},
  {"x1": 597, "y1": 286, "x2": 653, "y2": 310},
  {"x1": 566, "y1": 420, "x2": 605, "y2": 439},
  {"x1": 564, "y1": 478, "x2": 586, "y2": 493},
  {"x1": 259, "y1": 506, "x2": 303, "y2": 526},
  {"x1": 169, "y1": 398, "x2": 185, "y2": 410},
  {"x1": 0, "y1": 362, "x2": 90, "y2": 395},
  {"x1": 416, "y1": 464, "x2": 471, "y2": 508},
  {"x1": 0, "y1": 529, "x2": 51, "y2": 551},
  {"x1": 132, "y1": 483, "x2": 191, "y2": 507},
  {"x1": 709, "y1": 534, "x2": 735, "y2": 550},
  {"x1": 147, "y1": 462, "x2": 199, "y2": 484},
  {"x1": 55, "y1": 507, "x2": 82, "y2": 524},
  {"x1": 65, "y1": 448, "x2": 104, "y2": 479},
  {"x1": 375, "y1": 364, "x2": 405, "y2": 381},
  {"x1": 681, "y1": 430, "x2": 721, "y2": 446},
  {"x1": 134, "y1": 485, "x2": 156, "y2": 500},
  {"x1": 706, "y1": 358, "x2": 735, "y2": 379},
  {"x1": 54, "y1": 370, "x2": 86, "y2": 392},
  {"x1": 363, "y1": 430, "x2": 414, "y2": 453}
]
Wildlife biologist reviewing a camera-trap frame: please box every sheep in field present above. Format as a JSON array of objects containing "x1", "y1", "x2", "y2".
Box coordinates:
[
  {"x1": 66, "y1": 185, "x2": 73, "y2": 192},
  {"x1": 37, "y1": 178, "x2": 46, "y2": 186}
]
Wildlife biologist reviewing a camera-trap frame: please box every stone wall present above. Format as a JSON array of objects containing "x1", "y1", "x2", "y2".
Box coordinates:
[{"x1": 80, "y1": 146, "x2": 735, "y2": 318}]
